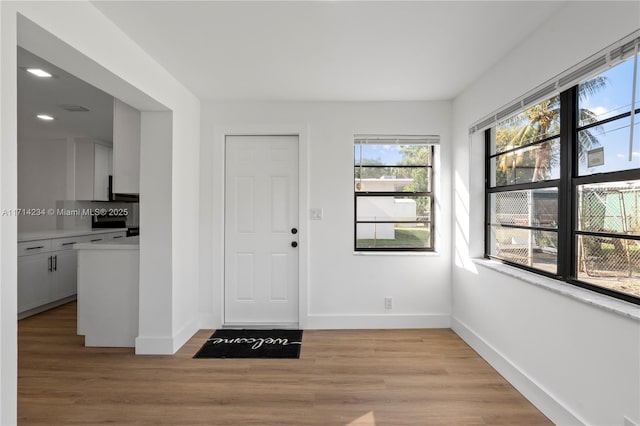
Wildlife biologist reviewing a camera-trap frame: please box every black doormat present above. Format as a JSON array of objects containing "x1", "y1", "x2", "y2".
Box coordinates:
[{"x1": 193, "y1": 329, "x2": 303, "y2": 359}]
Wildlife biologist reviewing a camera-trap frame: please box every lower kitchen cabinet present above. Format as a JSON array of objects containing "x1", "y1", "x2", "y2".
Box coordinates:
[
  {"x1": 51, "y1": 249, "x2": 78, "y2": 301},
  {"x1": 17, "y1": 252, "x2": 51, "y2": 313},
  {"x1": 18, "y1": 231, "x2": 127, "y2": 318}
]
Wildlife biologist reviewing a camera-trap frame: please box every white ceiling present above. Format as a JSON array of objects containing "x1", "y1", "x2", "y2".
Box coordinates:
[
  {"x1": 18, "y1": 47, "x2": 114, "y2": 142},
  {"x1": 92, "y1": 1, "x2": 566, "y2": 102},
  {"x1": 17, "y1": 1, "x2": 566, "y2": 143}
]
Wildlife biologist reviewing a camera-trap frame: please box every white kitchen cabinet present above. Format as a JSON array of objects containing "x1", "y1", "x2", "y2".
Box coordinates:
[
  {"x1": 93, "y1": 143, "x2": 112, "y2": 201},
  {"x1": 50, "y1": 237, "x2": 82, "y2": 301},
  {"x1": 18, "y1": 230, "x2": 127, "y2": 319},
  {"x1": 75, "y1": 140, "x2": 113, "y2": 201},
  {"x1": 18, "y1": 239, "x2": 77, "y2": 316},
  {"x1": 85, "y1": 231, "x2": 125, "y2": 243},
  {"x1": 17, "y1": 252, "x2": 51, "y2": 313},
  {"x1": 112, "y1": 98, "x2": 140, "y2": 194},
  {"x1": 51, "y1": 250, "x2": 77, "y2": 301}
]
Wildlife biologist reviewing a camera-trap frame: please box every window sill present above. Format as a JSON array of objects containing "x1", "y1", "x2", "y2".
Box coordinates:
[
  {"x1": 354, "y1": 251, "x2": 439, "y2": 257},
  {"x1": 472, "y1": 258, "x2": 640, "y2": 322}
]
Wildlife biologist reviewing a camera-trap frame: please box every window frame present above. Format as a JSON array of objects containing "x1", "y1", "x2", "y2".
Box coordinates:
[
  {"x1": 484, "y1": 82, "x2": 640, "y2": 305},
  {"x1": 354, "y1": 144, "x2": 435, "y2": 252}
]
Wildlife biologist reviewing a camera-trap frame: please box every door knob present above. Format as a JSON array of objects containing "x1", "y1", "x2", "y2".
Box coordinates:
[
  {"x1": 291, "y1": 241, "x2": 298, "y2": 248},
  {"x1": 291, "y1": 228, "x2": 298, "y2": 235}
]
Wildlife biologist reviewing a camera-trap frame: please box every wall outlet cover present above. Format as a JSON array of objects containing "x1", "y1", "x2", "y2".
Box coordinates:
[{"x1": 310, "y1": 208, "x2": 323, "y2": 220}]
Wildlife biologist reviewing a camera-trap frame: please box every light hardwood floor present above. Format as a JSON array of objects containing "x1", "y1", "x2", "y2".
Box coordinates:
[{"x1": 18, "y1": 302, "x2": 551, "y2": 425}]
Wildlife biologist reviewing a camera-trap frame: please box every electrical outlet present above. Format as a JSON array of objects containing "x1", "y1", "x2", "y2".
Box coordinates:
[{"x1": 384, "y1": 297, "x2": 393, "y2": 310}]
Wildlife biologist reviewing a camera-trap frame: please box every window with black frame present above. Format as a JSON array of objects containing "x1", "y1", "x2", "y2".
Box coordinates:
[
  {"x1": 485, "y1": 41, "x2": 640, "y2": 304},
  {"x1": 486, "y1": 95, "x2": 561, "y2": 275},
  {"x1": 354, "y1": 136, "x2": 437, "y2": 251}
]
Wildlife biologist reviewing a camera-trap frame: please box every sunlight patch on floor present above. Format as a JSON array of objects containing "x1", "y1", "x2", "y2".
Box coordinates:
[{"x1": 346, "y1": 411, "x2": 376, "y2": 426}]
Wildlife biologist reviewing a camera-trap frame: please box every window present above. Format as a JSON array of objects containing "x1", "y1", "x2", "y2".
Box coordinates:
[
  {"x1": 354, "y1": 136, "x2": 437, "y2": 251},
  {"x1": 485, "y1": 48, "x2": 640, "y2": 304}
]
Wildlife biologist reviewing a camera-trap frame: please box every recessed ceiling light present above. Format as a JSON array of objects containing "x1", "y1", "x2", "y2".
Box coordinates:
[
  {"x1": 26, "y1": 68, "x2": 52, "y2": 78},
  {"x1": 36, "y1": 114, "x2": 55, "y2": 121}
]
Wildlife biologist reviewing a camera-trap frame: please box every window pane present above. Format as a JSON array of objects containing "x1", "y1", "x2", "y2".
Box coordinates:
[
  {"x1": 578, "y1": 55, "x2": 638, "y2": 126},
  {"x1": 492, "y1": 95, "x2": 560, "y2": 155},
  {"x1": 355, "y1": 144, "x2": 431, "y2": 166},
  {"x1": 578, "y1": 116, "x2": 640, "y2": 175},
  {"x1": 490, "y1": 138, "x2": 560, "y2": 186},
  {"x1": 356, "y1": 196, "x2": 431, "y2": 222},
  {"x1": 577, "y1": 181, "x2": 640, "y2": 236},
  {"x1": 356, "y1": 222, "x2": 431, "y2": 249},
  {"x1": 490, "y1": 189, "x2": 558, "y2": 228},
  {"x1": 577, "y1": 235, "x2": 640, "y2": 298},
  {"x1": 488, "y1": 226, "x2": 557, "y2": 274},
  {"x1": 355, "y1": 167, "x2": 430, "y2": 192}
]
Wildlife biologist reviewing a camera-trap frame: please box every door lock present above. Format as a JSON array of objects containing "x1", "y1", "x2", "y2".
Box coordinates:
[
  {"x1": 291, "y1": 241, "x2": 298, "y2": 248},
  {"x1": 291, "y1": 228, "x2": 298, "y2": 234}
]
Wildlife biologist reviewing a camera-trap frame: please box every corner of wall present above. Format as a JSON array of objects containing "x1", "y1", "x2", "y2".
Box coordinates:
[{"x1": 451, "y1": 316, "x2": 585, "y2": 425}]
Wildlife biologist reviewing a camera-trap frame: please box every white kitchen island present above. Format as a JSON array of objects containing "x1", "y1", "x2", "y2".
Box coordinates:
[{"x1": 75, "y1": 236, "x2": 139, "y2": 347}]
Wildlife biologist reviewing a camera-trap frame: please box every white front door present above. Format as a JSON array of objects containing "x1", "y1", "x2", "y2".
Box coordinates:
[{"x1": 224, "y1": 135, "x2": 299, "y2": 326}]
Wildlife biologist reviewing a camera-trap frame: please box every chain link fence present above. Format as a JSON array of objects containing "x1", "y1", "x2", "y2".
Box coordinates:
[
  {"x1": 491, "y1": 186, "x2": 640, "y2": 296},
  {"x1": 491, "y1": 190, "x2": 558, "y2": 274},
  {"x1": 578, "y1": 186, "x2": 640, "y2": 297}
]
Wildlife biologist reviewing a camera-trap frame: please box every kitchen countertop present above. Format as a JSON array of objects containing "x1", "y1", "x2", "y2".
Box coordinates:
[
  {"x1": 75, "y1": 236, "x2": 139, "y2": 251},
  {"x1": 18, "y1": 228, "x2": 128, "y2": 243}
]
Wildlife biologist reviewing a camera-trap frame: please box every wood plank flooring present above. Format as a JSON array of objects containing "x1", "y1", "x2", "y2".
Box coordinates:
[{"x1": 18, "y1": 302, "x2": 551, "y2": 425}]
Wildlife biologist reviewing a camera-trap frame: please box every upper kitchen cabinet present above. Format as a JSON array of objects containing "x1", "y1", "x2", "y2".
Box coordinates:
[
  {"x1": 112, "y1": 98, "x2": 141, "y2": 194},
  {"x1": 94, "y1": 143, "x2": 112, "y2": 200},
  {"x1": 75, "y1": 139, "x2": 112, "y2": 201}
]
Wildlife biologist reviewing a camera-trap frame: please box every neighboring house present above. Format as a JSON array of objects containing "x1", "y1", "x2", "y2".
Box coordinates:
[{"x1": 356, "y1": 177, "x2": 417, "y2": 239}]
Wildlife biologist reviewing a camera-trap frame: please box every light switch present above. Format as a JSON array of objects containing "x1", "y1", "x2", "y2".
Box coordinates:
[{"x1": 310, "y1": 208, "x2": 323, "y2": 220}]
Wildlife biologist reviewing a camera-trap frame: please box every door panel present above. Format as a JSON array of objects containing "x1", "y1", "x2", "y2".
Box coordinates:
[
  {"x1": 224, "y1": 135, "x2": 299, "y2": 325},
  {"x1": 235, "y1": 253, "x2": 255, "y2": 301}
]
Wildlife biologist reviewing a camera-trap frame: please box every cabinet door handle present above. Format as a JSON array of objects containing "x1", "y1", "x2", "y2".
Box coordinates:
[
  {"x1": 48, "y1": 256, "x2": 53, "y2": 272},
  {"x1": 26, "y1": 245, "x2": 44, "y2": 251},
  {"x1": 90, "y1": 239, "x2": 102, "y2": 242},
  {"x1": 53, "y1": 255, "x2": 57, "y2": 272},
  {"x1": 61, "y1": 241, "x2": 77, "y2": 246},
  {"x1": 113, "y1": 236, "x2": 124, "y2": 239}
]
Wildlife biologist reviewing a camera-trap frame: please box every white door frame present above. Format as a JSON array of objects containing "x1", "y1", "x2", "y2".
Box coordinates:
[{"x1": 215, "y1": 125, "x2": 309, "y2": 329}]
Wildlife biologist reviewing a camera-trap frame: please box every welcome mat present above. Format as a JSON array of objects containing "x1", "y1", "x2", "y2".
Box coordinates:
[{"x1": 193, "y1": 329, "x2": 303, "y2": 359}]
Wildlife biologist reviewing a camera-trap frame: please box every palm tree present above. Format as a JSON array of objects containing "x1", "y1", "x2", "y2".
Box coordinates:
[{"x1": 495, "y1": 76, "x2": 607, "y2": 183}]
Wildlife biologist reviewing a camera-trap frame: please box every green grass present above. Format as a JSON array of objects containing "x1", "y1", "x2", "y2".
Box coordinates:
[{"x1": 357, "y1": 227, "x2": 430, "y2": 249}]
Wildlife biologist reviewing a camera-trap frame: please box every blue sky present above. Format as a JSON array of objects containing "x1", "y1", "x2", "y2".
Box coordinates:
[
  {"x1": 579, "y1": 55, "x2": 639, "y2": 175},
  {"x1": 355, "y1": 144, "x2": 405, "y2": 166}
]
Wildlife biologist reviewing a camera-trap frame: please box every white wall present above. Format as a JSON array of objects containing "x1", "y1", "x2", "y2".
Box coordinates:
[
  {"x1": 138, "y1": 112, "x2": 173, "y2": 353},
  {"x1": 17, "y1": 138, "x2": 68, "y2": 231},
  {"x1": 0, "y1": 4, "x2": 19, "y2": 425},
  {"x1": 452, "y1": 2, "x2": 640, "y2": 425},
  {"x1": 199, "y1": 101, "x2": 452, "y2": 329},
  {"x1": 1, "y1": 2, "x2": 201, "y2": 422}
]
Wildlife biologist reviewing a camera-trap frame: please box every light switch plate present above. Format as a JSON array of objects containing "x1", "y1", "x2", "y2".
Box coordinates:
[{"x1": 310, "y1": 208, "x2": 323, "y2": 220}]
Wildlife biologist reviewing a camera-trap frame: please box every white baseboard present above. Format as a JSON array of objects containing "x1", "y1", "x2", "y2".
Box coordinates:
[
  {"x1": 305, "y1": 313, "x2": 450, "y2": 329},
  {"x1": 198, "y1": 314, "x2": 221, "y2": 330},
  {"x1": 135, "y1": 335, "x2": 174, "y2": 355},
  {"x1": 18, "y1": 295, "x2": 76, "y2": 320},
  {"x1": 172, "y1": 318, "x2": 199, "y2": 352},
  {"x1": 136, "y1": 318, "x2": 199, "y2": 355},
  {"x1": 451, "y1": 316, "x2": 585, "y2": 426}
]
